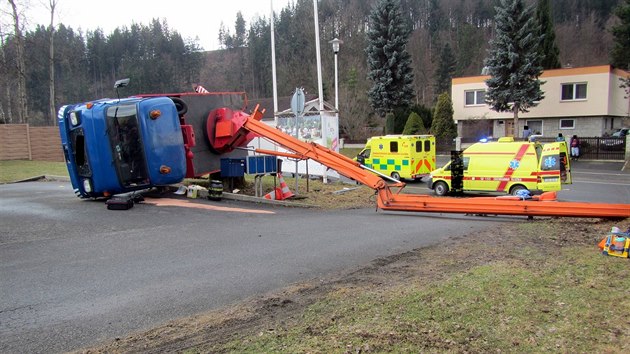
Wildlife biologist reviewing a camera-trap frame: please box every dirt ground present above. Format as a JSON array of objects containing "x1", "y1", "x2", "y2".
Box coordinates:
[{"x1": 76, "y1": 215, "x2": 626, "y2": 354}]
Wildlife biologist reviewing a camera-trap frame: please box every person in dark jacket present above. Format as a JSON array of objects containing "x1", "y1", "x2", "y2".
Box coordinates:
[{"x1": 570, "y1": 135, "x2": 580, "y2": 160}]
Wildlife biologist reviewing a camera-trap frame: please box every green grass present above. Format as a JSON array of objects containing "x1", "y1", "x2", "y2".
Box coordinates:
[
  {"x1": 0, "y1": 160, "x2": 69, "y2": 183},
  {"x1": 217, "y1": 231, "x2": 630, "y2": 353},
  {"x1": 339, "y1": 147, "x2": 362, "y2": 158}
]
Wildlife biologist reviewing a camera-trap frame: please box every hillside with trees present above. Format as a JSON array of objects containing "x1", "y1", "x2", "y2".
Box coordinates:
[{"x1": 0, "y1": 0, "x2": 627, "y2": 141}]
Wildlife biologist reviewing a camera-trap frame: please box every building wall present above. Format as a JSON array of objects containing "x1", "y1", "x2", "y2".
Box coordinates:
[
  {"x1": 609, "y1": 68, "x2": 630, "y2": 118},
  {"x1": 452, "y1": 65, "x2": 630, "y2": 138}
]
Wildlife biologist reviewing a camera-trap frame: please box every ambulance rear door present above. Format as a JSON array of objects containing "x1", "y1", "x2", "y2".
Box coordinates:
[
  {"x1": 412, "y1": 136, "x2": 435, "y2": 177},
  {"x1": 538, "y1": 142, "x2": 572, "y2": 191}
]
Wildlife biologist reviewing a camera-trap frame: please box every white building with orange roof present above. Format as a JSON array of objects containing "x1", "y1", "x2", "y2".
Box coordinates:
[{"x1": 451, "y1": 65, "x2": 630, "y2": 141}]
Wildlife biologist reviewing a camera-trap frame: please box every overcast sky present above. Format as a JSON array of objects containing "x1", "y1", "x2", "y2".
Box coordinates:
[{"x1": 21, "y1": 0, "x2": 293, "y2": 50}]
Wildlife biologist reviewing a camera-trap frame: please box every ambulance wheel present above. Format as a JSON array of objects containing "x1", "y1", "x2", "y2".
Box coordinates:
[
  {"x1": 433, "y1": 181, "x2": 449, "y2": 196},
  {"x1": 391, "y1": 172, "x2": 401, "y2": 181},
  {"x1": 510, "y1": 185, "x2": 527, "y2": 196}
]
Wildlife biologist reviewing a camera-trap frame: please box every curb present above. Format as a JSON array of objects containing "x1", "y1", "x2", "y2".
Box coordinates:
[
  {"x1": 176, "y1": 184, "x2": 316, "y2": 208},
  {"x1": 7, "y1": 175, "x2": 71, "y2": 184}
]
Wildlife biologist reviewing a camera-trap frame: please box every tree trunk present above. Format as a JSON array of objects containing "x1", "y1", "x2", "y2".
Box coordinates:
[
  {"x1": 9, "y1": 0, "x2": 27, "y2": 124},
  {"x1": 48, "y1": 0, "x2": 58, "y2": 126},
  {"x1": 0, "y1": 28, "x2": 10, "y2": 123},
  {"x1": 513, "y1": 104, "x2": 519, "y2": 138}
]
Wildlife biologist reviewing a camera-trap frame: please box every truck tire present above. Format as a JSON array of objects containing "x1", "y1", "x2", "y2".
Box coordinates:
[
  {"x1": 170, "y1": 97, "x2": 188, "y2": 117},
  {"x1": 433, "y1": 181, "x2": 449, "y2": 196},
  {"x1": 391, "y1": 172, "x2": 401, "y2": 181}
]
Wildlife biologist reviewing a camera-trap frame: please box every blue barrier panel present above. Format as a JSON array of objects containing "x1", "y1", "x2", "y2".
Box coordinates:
[
  {"x1": 220, "y1": 158, "x2": 246, "y2": 177},
  {"x1": 246, "y1": 155, "x2": 277, "y2": 174}
]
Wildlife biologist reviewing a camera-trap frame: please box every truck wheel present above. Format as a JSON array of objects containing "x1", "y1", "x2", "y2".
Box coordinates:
[
  {"x1": 391, "y1": 172, "x2": 401, "y2": 181},
  {"x1": 510, "y1": 185, "x2": 527, "y2": 196},
  {"x1": 433, "y1": 181, "x2": 449, "y2": 196},
  {"x1": 170, "y1": 97, "x2": 188, "y2": 117}
]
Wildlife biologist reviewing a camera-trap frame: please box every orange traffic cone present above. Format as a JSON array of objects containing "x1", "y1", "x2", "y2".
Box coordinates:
[
  {"x1": 277, "y1": 173, "x2": 294, "y2": 200},
  {"x1": 264, "y1": 188, "x2": 277, "y2": 200}
]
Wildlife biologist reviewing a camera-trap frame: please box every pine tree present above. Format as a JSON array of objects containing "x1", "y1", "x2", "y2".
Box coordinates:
[
  {"x1": 484, "y1": 0, "x2": 545, "y2": 137},
  {"x1": 611, "y1": 0, "x2": 630, "y2": 70},
  {"x1": 430, "y1": 93, "x2": 457, "y2": 140},
  {"x1": 402, "y1": 112, "x2": 427, "y2": 135},
  {"x1": 536, "y1": 0, "x2": 561, "y2": 70},
  {"x1": 366, "y1": 0, "x2": 415, "y2": 118},
  {"x1": 435, "y1": 43, "x2": 457, "y2": 96},
  {"x1": 233, "y1": 12, "x2": 247, "y2": 48},
  {"x1": 385, "y1": 112, "x2": 396, "y2": 134}
]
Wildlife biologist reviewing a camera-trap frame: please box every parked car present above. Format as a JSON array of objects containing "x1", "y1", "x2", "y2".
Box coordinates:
[
  {"x1": 611, "y1": 128, "x2": 629, "y2": 137},
  {"x1": 602, "y1": 128, "x2": 628, "y2": 150}
]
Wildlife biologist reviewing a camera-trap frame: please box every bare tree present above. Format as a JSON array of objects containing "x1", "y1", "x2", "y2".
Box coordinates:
[
  {"x1": 8, "y1": 0, "x2": 27, "y2": 123},
  {"x1": 0, "y1": 23, "x2": 10, "y2": 123},
  {"x1": 47, "y1": 0, "x2": 58, "y2": 126}
]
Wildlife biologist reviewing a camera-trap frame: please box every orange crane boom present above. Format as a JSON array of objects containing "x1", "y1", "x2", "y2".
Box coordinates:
[{"x1": 217, "y1": 105, "x2": 630, "y2": 219}]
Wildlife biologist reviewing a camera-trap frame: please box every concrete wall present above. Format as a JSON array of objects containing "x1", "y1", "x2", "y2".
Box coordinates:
[{"x1": 0, "y1": 125, "x2": 63, "y2": 162}]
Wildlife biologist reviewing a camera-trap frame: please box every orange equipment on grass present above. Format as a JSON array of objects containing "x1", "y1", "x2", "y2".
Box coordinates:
[{"x1": 264, "y1": 173, "x2": 294, "y2": 201}]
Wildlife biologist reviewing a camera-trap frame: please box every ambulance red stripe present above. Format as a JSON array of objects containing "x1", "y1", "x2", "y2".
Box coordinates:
[{"x1": 496, "y1": 144, "x2": 530, "y2": 191}]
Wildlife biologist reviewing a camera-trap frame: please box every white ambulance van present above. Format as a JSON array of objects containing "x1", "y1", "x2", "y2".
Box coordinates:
[
  {"x1": 428, "y1": 137, "x2": 572, "y2": 196},
  {"x1": 356, "y1": 135, "x2": 436, "y2": 181}
]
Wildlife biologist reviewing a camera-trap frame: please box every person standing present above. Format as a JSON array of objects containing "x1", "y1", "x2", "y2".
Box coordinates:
[
  {"x1": 556, "y1": 133, "x2": 565, "y2": 142},
  {"x1": 570, "y1": 135, "x2": 580, "y2": 161},
  {"x1": 522, "y1": 125, "x2": 532, "y2": 140}
]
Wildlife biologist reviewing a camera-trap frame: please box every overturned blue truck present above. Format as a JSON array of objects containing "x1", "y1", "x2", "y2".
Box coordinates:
[{"x1": 58, "y1": 82, "x2": 253, "y2": 198}]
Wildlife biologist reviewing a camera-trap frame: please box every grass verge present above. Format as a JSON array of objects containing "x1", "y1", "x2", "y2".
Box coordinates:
[
  {"x1": 215, "y1": 219, "x2": 630, "y2": 353},
  {"x1": 0, "y1": 160, "x2": 68, "y2": 183}
]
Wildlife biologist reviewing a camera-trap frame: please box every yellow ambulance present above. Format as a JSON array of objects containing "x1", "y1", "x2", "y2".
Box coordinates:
[
  {"x1": 356, "y1": 135, "x2": 436, "y2": 180},
  {"x1": 428, "y1": 137, "x2": 572, "y2": 196}
]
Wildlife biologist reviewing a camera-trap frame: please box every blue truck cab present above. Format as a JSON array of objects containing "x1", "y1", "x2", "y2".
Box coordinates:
[{"x1": 58, "y1": 96, "x2": 186, "y2": 198}]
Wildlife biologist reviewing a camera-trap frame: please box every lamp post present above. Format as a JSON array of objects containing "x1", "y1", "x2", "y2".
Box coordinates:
[{"x1": 328, "y1": 38, "x2": 343, "y2": 110}]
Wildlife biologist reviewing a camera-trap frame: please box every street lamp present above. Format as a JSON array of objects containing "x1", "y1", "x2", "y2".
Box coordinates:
[{"x1": 328, "y1": 38, "x2": 343, "y2": 110}]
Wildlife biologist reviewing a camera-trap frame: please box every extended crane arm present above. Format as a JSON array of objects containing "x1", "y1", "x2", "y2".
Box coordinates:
[
  {"x1": 239, "y1": 106, "x2": 399, "y2": 191},
  {"x1": 211, "y1": 105, "x2": 630, "y2": 219}
]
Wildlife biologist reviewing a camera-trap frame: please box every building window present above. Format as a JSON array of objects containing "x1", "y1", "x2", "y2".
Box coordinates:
[
  {"x1": 465, "y1": 90, "x2": 485, "y2": 106},
  {"x1": 561, "y1": 83, "x2": 587, "y2": 101},
  {"x1": 527, "y1": 120, "x2": 543, "y2": 135},
  {"x1": 559, "y1": 119, "x2": 575, "y2": 129}
]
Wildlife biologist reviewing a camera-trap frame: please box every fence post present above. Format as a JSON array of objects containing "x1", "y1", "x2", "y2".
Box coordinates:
[{"x1": 26, "y1": 124, "x2": 32, "y2": 160}]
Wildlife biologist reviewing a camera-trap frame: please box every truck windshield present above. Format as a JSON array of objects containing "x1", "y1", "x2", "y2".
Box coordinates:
[{"x1": 106, "y1": 104, "x2": 149, "y2": 187}]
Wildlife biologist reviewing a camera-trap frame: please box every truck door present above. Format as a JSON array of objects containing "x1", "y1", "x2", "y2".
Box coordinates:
[{"x1": 538, "y1": 142, "x2": 572, "y2": 191}]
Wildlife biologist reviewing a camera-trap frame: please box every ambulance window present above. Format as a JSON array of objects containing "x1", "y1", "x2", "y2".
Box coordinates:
[
  {"x1": 360, "y1": 149, "x2": 371, "y2": 158},
  {"x1": 390, "y1": 141, "x2": 398, "y2": 152},
  {"x1": 415, "y1": 142, "x2": 422, "y2": 152},
  {"x1": 541, "y1": 154, "x2": 560, "y2": 171},
  {"x1": 424, "y1": 140, "x2": 431, "y2": 152}
]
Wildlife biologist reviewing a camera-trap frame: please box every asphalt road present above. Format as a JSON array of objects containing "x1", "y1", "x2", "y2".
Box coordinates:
[
  {"x1": 1, "y1": 160, "x2": 628, "y2": 353},
  {"x1": 1, "y1": 181, "x2": 504, "y2": 354}
]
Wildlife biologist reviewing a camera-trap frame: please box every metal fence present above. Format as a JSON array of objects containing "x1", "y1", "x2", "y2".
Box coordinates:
[{"x1": 533, "y1": 136, "x2": 627, "y2": 160}]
